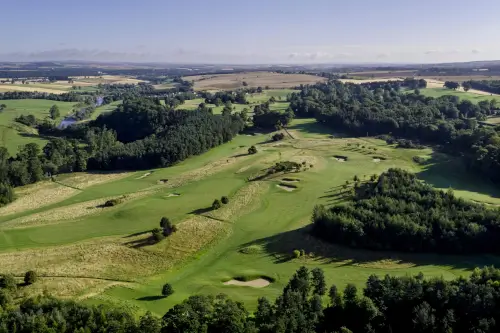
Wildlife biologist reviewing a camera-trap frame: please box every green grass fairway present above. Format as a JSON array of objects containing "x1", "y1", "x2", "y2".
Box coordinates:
[
  {"x1": 2, "y1": 117, "x2": 500, "y2": 315},
  {"x1": 0, "y1": 99, "x2": 76, "y2": 154},
  {"x1": 418, "y1": 88, "x2": 498, "y2": 103}
]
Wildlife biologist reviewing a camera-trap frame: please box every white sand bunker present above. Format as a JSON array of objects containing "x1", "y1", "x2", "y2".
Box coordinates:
[
  {"x1": 136, "y1": 172, "x2": 152, "y2": 179},
  {"x1": 223, "y1": 278, "x2": 270, "y2": 288},
  {"x1": 166, "y1": 193, "x2": 180, "y2": 197},
  {"x1": 373, "y1": 158, "x2": 381, "y2": 163},
  {"x1": 277, "y1": 184, "x2": 295, "y2": 192},
  {"x1": 281, "y1": 178, "x2": 300, "y2": 183},
  {"x1": 333, "y1": 158, "x2": 346, "y2": 162}
]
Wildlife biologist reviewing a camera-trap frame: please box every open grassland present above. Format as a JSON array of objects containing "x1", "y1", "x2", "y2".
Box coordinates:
[
  {"x1": 176, "y1": 89, "x2": 296, "y2": 114},
  {"x1": 2, "y1": 119, "x2": 500, "y2": 314},
  {"x1": 0, "y1": 99, "x2": 75, "y2": 154},
  {"x1": 417, "y1": 87, "x2": 498, "y2": 103},
  {"x1": 184, "y1": 72, "x2": 326, "y2": 90}
]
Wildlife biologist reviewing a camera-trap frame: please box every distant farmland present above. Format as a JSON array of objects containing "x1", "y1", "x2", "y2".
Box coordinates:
[{"x1": 184, "y1": 72, "x2": 326, "y2": 90}]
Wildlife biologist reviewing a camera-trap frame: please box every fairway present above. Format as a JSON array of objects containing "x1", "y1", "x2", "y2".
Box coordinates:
[
  {"x1": 0, "y1": 99, "x2": 76, "y2": 154},
  {"x1": 1, "y1": 118, "x2": 500, "y2": 314}
]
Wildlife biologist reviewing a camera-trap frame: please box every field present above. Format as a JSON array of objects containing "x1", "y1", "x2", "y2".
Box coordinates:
[
  {"x1": 0, "y1": 75, "x2": 144, "y2": 94},
  {"x1": 176, "y1": 89, "x2": 296, "y2": 114},
  {"x1": 1, "y1": 117, "x2": 500, "y2": 315},
  {"x1": 183, "y1": 72, "x2": 326, "y2": 90},
  {"x1": 417, "y1": 87, "x2": 498, "y2": 103},
  {"x1": 0, "y1": 99, "x2": 76, "y2": 154}
]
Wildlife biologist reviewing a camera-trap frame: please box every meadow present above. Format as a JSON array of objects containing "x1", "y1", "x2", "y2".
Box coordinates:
[
  {"x1": 418, "y1": 87, "x2": 498, "y2": 103},
  {"x1": 1, "y1": 117, "x2": 500, "y2": 315},
  {"x1": 0, "y1": 99, "x2": 75, "y2": 154}
]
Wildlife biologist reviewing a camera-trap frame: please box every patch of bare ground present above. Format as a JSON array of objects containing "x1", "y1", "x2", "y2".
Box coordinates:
[
  {"x1": 2, "y1": 190, "x2": 156, "y2": 230},
  {"x1": 0, "y1": 182, "x2": 78, "y2": 217}
]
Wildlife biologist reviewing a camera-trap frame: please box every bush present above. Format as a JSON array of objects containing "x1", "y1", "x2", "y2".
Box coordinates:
[
  {"x1": 152, "y1": 228, "x2": 165, "y2": 242},
  {"x1": 212, "y1": 199, "x2": 222, "y2": 210},
  {"x1": 272, "y1": 132, "x2": 285, "y2": 141},
  {"x1": 248, "y1": 146, "x2": 257, "y2": 154},
  {"x1": 162, "y1": 283, "x2": 174, "y2": 297},
  {"x1": 293, "y1": 250, "x2": 301, "y2": 258},
  {"x1": 221, "y1": 196, "x2": 229, "y2": 204},
  {"x1": 103, "y1": 198, "x2": 122, "y2": 207},
  {"x1": 0, "y1": 289, "x2": 12, "y2": 309},
  {"x1": 0, "y1": 183, "x2": 14, "y2": 207},
  {"x1": 0, "y1": 274, "x2": 17, "y2": 291},
  {"x1": 24, "y1": 271, "x2": 37, "y2": 285},
  {"x1": 412, "y1": 156, "x2": 426, "y2": 164}
]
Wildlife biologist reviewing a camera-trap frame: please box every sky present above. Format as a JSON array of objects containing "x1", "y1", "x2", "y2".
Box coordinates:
[{"x1": 1, "y1": 0, "x2": 499, "y2": 64}]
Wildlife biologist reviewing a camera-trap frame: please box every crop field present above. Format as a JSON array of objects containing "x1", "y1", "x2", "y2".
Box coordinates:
[
  {"x1": 1, "y1": 118, "x2": 500, "y2": 314},
  {"x1": 0, "y1": 99, "x2": 76, "y2": 154},
  {"x1": 183, "y1": 72, "x2": 326, "y2": 90}
]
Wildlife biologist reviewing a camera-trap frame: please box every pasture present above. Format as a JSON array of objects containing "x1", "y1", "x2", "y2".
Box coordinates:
[
  {"x1": 417, "y1": 87, "x2": 498, "y2": 103},
  {"x1": 0, "y1": 99, "x2": 75, "y2": 154},
  {"x1": 1, "y1": 118, "x2": 500, "y2": 314},
  {"x1": 183, "y1": 72, "x2": 326, "y2": 90}
]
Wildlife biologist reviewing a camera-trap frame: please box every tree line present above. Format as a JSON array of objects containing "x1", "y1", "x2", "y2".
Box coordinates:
[
  {"x1": 312, "y1": 168, "x2": 500, "y2": 254},
  {"x1": 2, "y1": 266, "x2": 500, "y2": 332},
  {"x1": 468, "y1": 80, "x2": 500, "y2": 94},
  {"x1": 288, "y1": 80, "x2": 500, "y2": 184}
]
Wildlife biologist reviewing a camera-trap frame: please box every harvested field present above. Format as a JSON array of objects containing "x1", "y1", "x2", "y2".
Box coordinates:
[
  {"x1": 184, "y1": 72, "x2": 326, "y2": 90},
  {"x1": 0, "y1": 84, "x2": 67, "y2": 94},
  {"x1": 339, "y1": 78, "x2": 403, "y2": 84}
]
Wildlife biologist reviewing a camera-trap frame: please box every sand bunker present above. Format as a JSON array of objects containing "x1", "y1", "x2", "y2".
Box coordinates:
[
  {"x1": 223, "y1": 278, "x2": 270, "y2": 288},
  {"x1": 277, "y1": 184, "x2": 295, "y2": 192},
  {"x1": 333, "y1": 158, "x2": 346, "y2": 162},
  {"x1": 166, "y1": 193, "x2": 180, "y2": 197},
  {"x1": 373, "y1": 158, "x2": 381, "y2": 163},
  {"x1": 281, "y1": 178, "x2": 300, "y2": 183},
  {"x1": 136, "y1": 172, "x2": 152, "y2": 180}
]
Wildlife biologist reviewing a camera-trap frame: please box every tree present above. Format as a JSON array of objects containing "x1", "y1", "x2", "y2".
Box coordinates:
[
  {"x1": 152, "y1": 228, "x2": 165, "y2": 242},
  {"x1": 221, "y1": 196, "x2": 229, "y2": 204},
  {"x1": 248, "y1": 145, "x2": 257, "y2": 154},
  {"x1": 212, "y1": 199, "x2": 222, "y2": 210},
  {"x1": 24, "y1": 270, "x2": 37, "y2": 285},
  {"x1": 312, "y1": 268, "x2": 326, "y2": 295},
  {"x1": 444, "y1": 81, "x2": 460, "y2": 90},
  {"x1": 162, "y1": 283, "x2": 174, "y2": 297},
  {"x1": 138, "y1": 311, "x2": 161, "y2": 333},
  {"x1": 293, "y1": 249, "x2": 301, "y2": 258},
  {"x1": 49, "y1": 105, "x2": 60, "y2": 120},
  {"x1": 462, "y1": 81, "x2": 472, "y2": 92}
]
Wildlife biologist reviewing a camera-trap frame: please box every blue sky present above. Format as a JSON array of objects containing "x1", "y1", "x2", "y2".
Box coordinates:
[{"x1": 1, "y1": 0, "x2": 499, "y2": 63}]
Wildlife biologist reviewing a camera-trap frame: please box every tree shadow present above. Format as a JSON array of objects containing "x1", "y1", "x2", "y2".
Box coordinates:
[
  {"x1": 189, "y1": 207, "x2": 214, "y2": 215},
  {"x1": 239, "y1": 226, "x2": 500, "y2": 271},
  {"x1": 137, "y1": 295, "x2": 165, "y2": 301},
  {"x1": 416, "y1": 151, "x2": 500, "y2": 199},
  {"x1": 124, "y1": 234, "x2": 156, "y2": 249},
  {"x1": 123, "y1": 230, "x2": 151, "y2": 238}
]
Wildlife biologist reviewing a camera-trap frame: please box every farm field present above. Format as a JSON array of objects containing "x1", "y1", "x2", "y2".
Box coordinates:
[
  {"x1": 176, "y1": 89, "x2": 296, "y2": 114},
  {"x1": 0, "y1": 99, "x2": 76, "y2": 154},
  {"x1": 183, "y1": 72, "x2": 326, "y2": 90},
  {"x1": 1, "y1": 118, "x2": 500, "y2": 315}
]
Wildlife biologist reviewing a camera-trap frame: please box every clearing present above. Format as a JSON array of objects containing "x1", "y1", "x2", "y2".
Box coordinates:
[{"x1": 183, "y1": 72, "x2": 326, "y2": 90}]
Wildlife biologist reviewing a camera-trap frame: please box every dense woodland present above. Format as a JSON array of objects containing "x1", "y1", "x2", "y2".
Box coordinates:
[
  {"x1": 313, "y1": 168, "x2": 500, "y2": 254},
  {"x1": 2, "y1": 267, "x2": 500, "y2": 332},
  {"x1": 468, "y1": 80, "x2": 500, "y2": 94},
  {"x1": 289, "y1": 80, "x2": 500, "y2": 184}
]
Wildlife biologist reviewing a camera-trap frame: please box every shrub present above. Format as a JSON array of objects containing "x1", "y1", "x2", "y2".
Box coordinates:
[
  {"x1": 24, "y1": 271, "x2": 37, "y2": 285},
  {"x1": 300, "y1": 249, "x2": 306, "y2": 257},
  {"x1": 248, "y1": 146, "x2": 257, "y2": 155},
  {"x1": 212, "y1": 199, "x2": 222, "y2": 210},
  {"x1": 293, "y1": 250, "x2": 301, "y2": 258},
  {"x1": 162, "y1": 283, "x2": 174, "y2": 297},
  {"x1": 272, "y1": 132, "x2": 285, "y2": 141},
  {"x1": 221, "y1": 196, "x2": 229, "y2": 204},
  {"x1": 413, "y1": 156, "x2": 426, "y2": 164},
  {"x1": 103, "y1": 198, "x2": 122, "y2": 207},
  {"x1": 152, "y1": 228, "x2": 165, "y2": 242},
  {"x1": 0, "y1": 274, "x2": 17, "y2": 291},
  {"x1": 0, "y1": 290, "x2": 12, "y2": 309}
]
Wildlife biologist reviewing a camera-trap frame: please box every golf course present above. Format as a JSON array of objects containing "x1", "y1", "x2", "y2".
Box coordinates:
[{"x1": 1, "y1": 116, "x2": 500, "y2": 315}]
